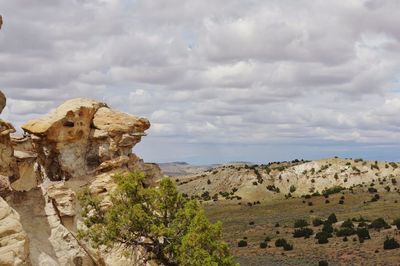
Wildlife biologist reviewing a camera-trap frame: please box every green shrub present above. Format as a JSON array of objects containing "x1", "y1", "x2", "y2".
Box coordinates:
[
  {"x1": 356, "y1": 228, "x2": 371, "y2": 240},
  {"x1": 358, "y1": 221, "x2": 368, "y2": 228},
  {"x1": 316, "y1": 231, "x2": 332, "y2": 239},
  {"x1": 322, "y1": 222, "x2": 334, "y2": 234},
  {"x1": 283, "y1": 242, "x2": 293, "y2": 251},
  {"x1": 341, "y1": 219, "x2": 354, "y2": 228},
  {"x1": 369, "y1": 218, "x2": 390, "y2": 229},
  {"x1": 318, "y1": 260, "x2": 329, "y2": 266},
  {"x1": 294, "y1": 219, "x2": 309, "y2": 228},
  {"x1": 384, "y1": 237, "x2": 400, "y2": 250},
  {"x1": 312, "y1": 218, "x2": 324, "y2": 227},
  {"x1": 315, "y1": 231, "x2": 331, "y2": 244},
  {"x1": 336, "y1": 227, "x2": 356, "y2": 237},
  {"x1": 327, "y1": 213, "x2": 338, "y2": 224},
  {"x1": 238, "y1": 240, "x2": 248, "y2": 247},
  {"x1": 322, "y1": 186, "x2": 345, "y2": 196},
  {"x1": 289, "y1": 185, "x2": 296, "y2": 193},
  {"x1": 275, "y1": 238, "x2": 287, "y2": 247},
  {"x1": 201, "y1": 191, "x2": 211, "y2": 201},
  {"x1": 317, "y1": 234, "x2": 329, "y2": 244},
  {"x1": 266, "y1": 185, "x2": 280, "y2": 193},
  {"x1": 259, "y1": 242, "x2": 268, "y2": 249},
  {"x1": 293, "y1": 227, "x2": 314, "y2": 238},
  {"x1": 371, "y1": 194, "x2": 380, "y2": 202}
]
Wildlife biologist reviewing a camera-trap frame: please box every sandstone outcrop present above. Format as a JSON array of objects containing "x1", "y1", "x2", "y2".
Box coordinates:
[
  {"x1": 0, "y1": 91, "x2": 19, "y2": 196},
  {"x1": 41, "y1": 184, "x2": 95, "y2": 266},
  {"x1": 0, "y1": 197, "x2": 30, "y2": 265},
  {"x1": 22, "y1": 98, "x2": 150, "y2": 181},
  {"x1": 0, "y1": 94, "x2": 161, "y2": 265}
]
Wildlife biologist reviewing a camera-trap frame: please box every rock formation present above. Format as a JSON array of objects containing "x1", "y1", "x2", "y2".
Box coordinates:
[
  {"x1": 0, "y1": 197, "x2": 30, "y2": 265},
  {"x1": 0, "y1": 90, "x2": 162, "y2": 265},
  {"x1": 0, "y1": 93, "x2": 19, "y2": 196},
  {"x1": 22, "y1": 98, "x2": 150, "y2": 181}
]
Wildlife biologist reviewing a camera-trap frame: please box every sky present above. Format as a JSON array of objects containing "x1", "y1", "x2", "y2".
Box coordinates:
[{"x1": 1, "y1": 0, "x2": 400, "y2": 164}]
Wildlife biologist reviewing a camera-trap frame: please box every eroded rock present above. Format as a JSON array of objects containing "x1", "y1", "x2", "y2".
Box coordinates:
[
  {"x1": 2, "y1": 97, "x2": 159, "y2": 265},
  {"x1": 46, "y1": 183, "x2": 76, "y2": 218},
  {"x1": 22, "y1": 98, "x2": 150, "y2": 182},
  {"x1": 0, "y1": 197, "x2": 30, "y2": 266},
  {"x1": 0, "y1": 119, "x2": 19, "y2": 195},
  {"x1": 41, "y1": 185, "x2": 94, "y2": 266}
]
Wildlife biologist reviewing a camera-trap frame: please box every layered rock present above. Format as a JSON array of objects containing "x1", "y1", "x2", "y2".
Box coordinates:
[
  {"x1": 0, "y1": 197, "x2": 30, "y2": 265},
  {"x1": 0, "y1": 96, "x2": 161, "y2": 265},
  {"x1": 10, "y1": 150, "x2": 38, "y2": 192},
  {"x1": 0, "y1": 91, "x2": 19, "y2": 196},
  {"x1": 40, "y1": 184, "x2": 95, "y2": 266},
  {"x1": 22, "y1": 98, "x2": 150, "y2": 182}
]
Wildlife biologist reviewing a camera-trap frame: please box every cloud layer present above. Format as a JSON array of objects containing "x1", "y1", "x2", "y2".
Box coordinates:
[{"x1": 1, "y1": 0, "x2": 400, "y2": 163}]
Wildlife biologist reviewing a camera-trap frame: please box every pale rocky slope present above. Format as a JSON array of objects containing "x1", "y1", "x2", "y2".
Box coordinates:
[
  {"x1": 158, "y1": 162, "x2": 212, "y2": 176},
  {"x1": 175, "y1": 158, "x2": 400, "y2": 202},
  {"x1": 0, "y1": 91, "x2": 162, "y2": 265}
]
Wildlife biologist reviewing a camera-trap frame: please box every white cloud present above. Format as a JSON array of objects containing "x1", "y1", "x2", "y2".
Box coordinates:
[{"x1": 1, "y1": 0, "x2": 400, "y2": 163}]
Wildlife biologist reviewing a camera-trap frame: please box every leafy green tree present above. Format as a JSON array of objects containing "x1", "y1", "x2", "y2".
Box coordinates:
[{"x1": 78, "y1": 171, "x2": 237, "y2": 266}]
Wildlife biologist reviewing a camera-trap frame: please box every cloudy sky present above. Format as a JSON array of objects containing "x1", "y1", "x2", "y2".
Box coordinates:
[{"x1": 1, "y1": 0, "x2": 400, "y2": 164}]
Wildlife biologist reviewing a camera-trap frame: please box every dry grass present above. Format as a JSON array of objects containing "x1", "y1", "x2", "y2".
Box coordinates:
[{"x1": 204, "y1": 191, "x2": 400, "y2": 265}]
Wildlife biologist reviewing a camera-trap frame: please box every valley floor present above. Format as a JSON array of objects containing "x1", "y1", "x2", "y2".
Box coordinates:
[{"x1": 204, "y1": 191, "x2": 400, "y2": 265}]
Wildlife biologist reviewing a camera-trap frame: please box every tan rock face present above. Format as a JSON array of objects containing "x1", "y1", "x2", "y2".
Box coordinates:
[
  {"x1": 0, "y1": 197, "x2": 30, "y2": 266},
  {"x1": 0, "y1": 90, "x2": 5, "y2": 114},
  {"x1": 22, "y1": 98, "x2": 150, "y2": 181},
  {"x1": 11, "y1": 150, "x2": 38, "y2": 192},
  {"x1": 0, "y1": 120, "x2": 18, "y2": 195},
  {"x1": 46, "y1": 183, "x2": 76, "y2": 217},
  {"x1": 1, "y1": 96, "x2": 158, "y2": 265}
]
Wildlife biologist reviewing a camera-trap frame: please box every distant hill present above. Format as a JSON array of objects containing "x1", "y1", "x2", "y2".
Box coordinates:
[
  {"x1": 158, "y1": 162, "x2": 217, "y2": 176},
  {"x1": 171, "y1": 157, "x2": 400, "y2": 202}
]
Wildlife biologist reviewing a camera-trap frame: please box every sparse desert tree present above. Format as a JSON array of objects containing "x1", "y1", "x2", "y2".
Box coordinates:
[{"x1": 78, "y1": 171, "x2": 236, "y2": 266}]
